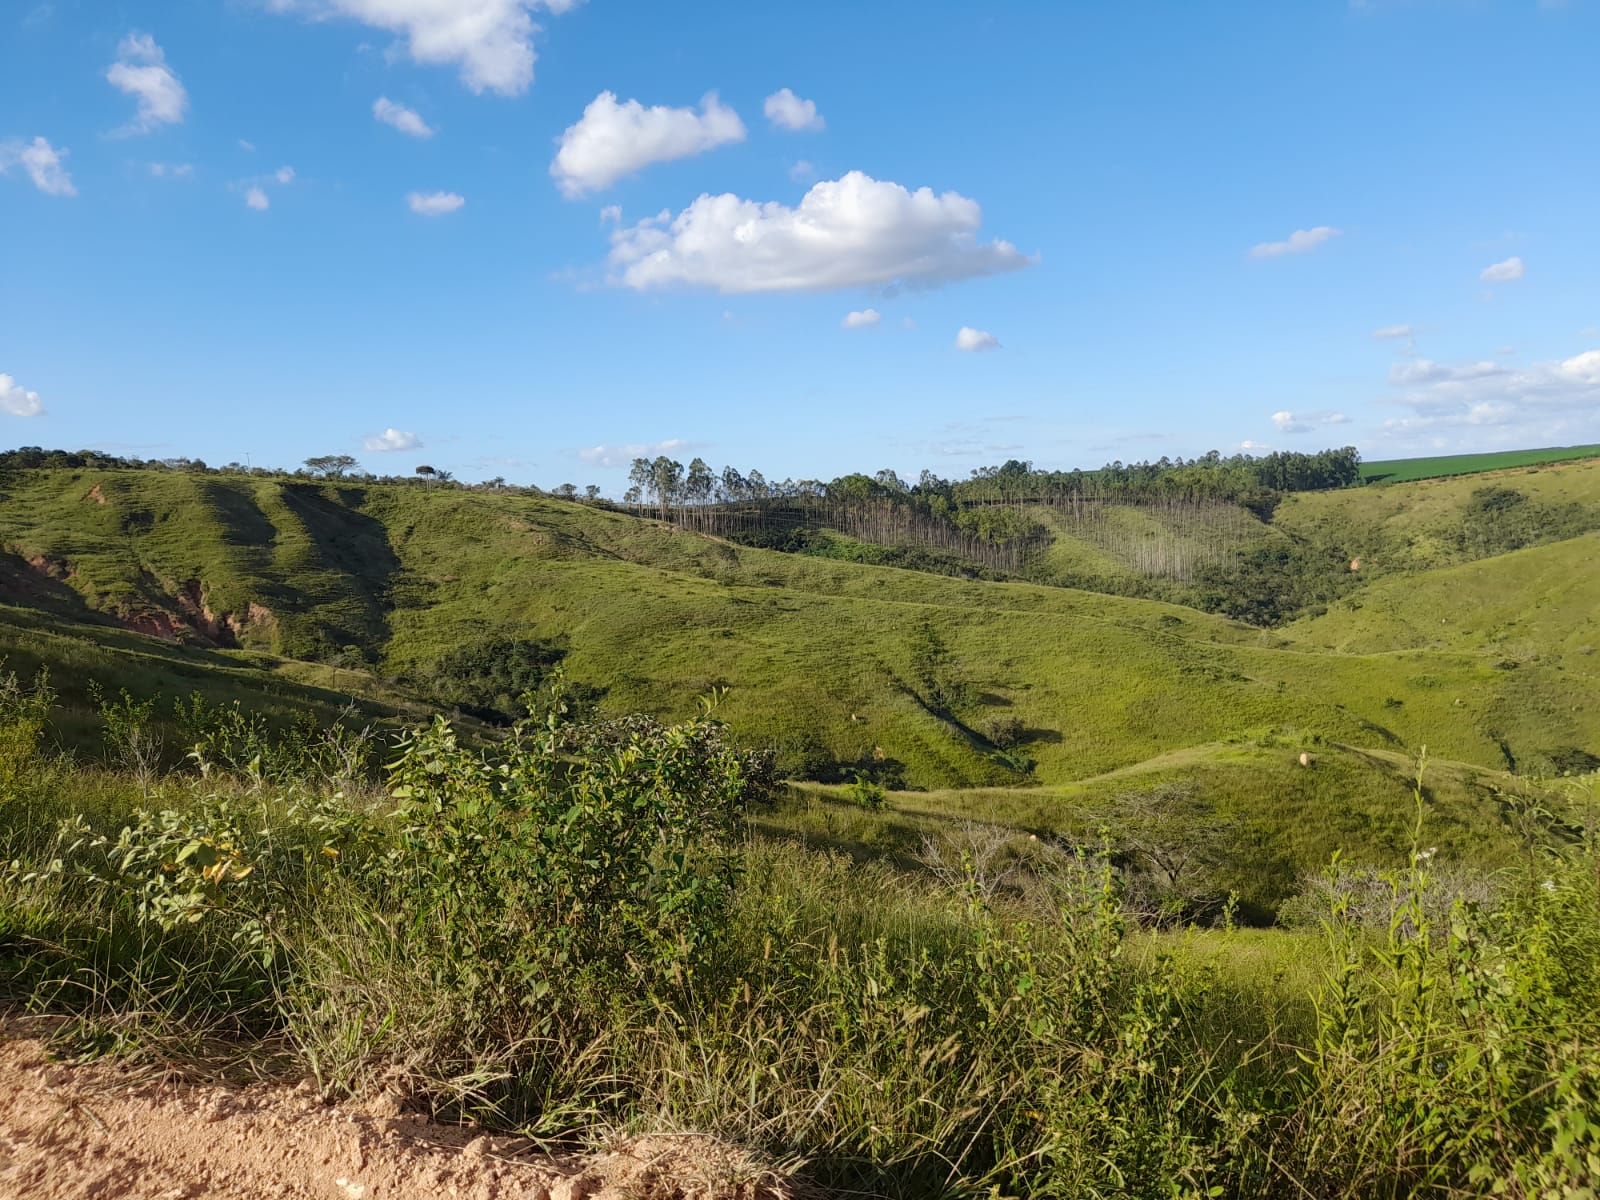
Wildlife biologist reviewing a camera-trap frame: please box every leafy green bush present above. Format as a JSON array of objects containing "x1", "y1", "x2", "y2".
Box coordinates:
[
  {"x1": 417, "y1": 634, "x2": 569, "y2": 723},
  {"x1": 979, "y1": 713, "x2": 1026, "y2": 749},
  {"x1": 1193, "y1": 539, "x2": 1358, "y2": 625},
  {"x1": 1453, "y1": 486, "x2": 1592, "y2": 559},
  {"x1": 847, "y1": 772, "x2": 886, "y2": 809}
]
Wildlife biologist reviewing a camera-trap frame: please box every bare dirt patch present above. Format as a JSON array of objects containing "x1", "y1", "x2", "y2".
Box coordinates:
[{"x1": 0, "y1": 1025, "x2": 791, "y2": 1200}]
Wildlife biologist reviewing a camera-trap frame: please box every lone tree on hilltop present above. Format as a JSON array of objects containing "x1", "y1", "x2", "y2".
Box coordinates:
[
  {"x1": 304, "y1": 454, "x2": 357, "y2": 478},
  {"x1": 415, "y1": 464, "x2": 436, "y2": 479}
]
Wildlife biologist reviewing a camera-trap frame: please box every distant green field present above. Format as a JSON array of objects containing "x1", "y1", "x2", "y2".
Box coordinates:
[{"x1": 1360, "y1": 444, "x2": 1600, "y2": 483}]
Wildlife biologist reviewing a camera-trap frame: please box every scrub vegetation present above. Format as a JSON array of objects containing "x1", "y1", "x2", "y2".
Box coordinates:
[{"x1": 1, "y1": 444, "x2": 1599, "y2": 1195}]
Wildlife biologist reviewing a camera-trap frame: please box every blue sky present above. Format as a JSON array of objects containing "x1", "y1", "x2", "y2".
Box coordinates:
[{"x1": 3, "y1": 0, "x2": 1598, "y2": 489}]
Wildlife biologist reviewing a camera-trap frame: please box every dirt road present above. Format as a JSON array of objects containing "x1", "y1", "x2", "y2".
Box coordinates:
[{"x1": 0, "y1": 1024, "x2": 786, "y2": 1200}]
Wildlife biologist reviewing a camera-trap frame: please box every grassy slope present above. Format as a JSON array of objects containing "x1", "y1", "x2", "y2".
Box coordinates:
[
  {"x1": 1274, "y1": 455, "x2": 1600, "y2": 575},
  {"x1": 1, "y1": 466, "x2": 1595, "y2": 796},
  {"x1": 0, "y1": 603, "x2": 423, "y2": 749},
  {"x1": 764, "y1": 739, "x2": 1535, "y2": 916}
]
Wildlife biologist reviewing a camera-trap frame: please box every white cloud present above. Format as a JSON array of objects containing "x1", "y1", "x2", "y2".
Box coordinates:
[
  {"x1": 267, "y1": 0, "x2": 579, "y2": 96},
  {"x1": 788, "y1": 159, "x2": 815, "y2": 183},
  {"x1": 1380, "y1": 346, "x2": 1600, "y2": 445},
  {"x1": 608, "y1": 171, "x2": 1034, "y2": 294},
  {"x1": 955, "y1": 326, "x2": 1000, "y2": 352},
  {"x1": 1239, "y1": 439, "x2": 1270, "y2": 451},
  {"x1": 373, "y1": 96, "x2": 434, "y2": 138},
  {"x1": 239, "y1": 138, "x2": 256, "y2": 151},
  {"x1": 0, "y1": 136, "x2": 76, "y2": 196},
  {"x1": 1249, "y1": 226, "x2": 1340, "y2": 258},
  {"x1": 598, "y1": 204, "x2": 621, "y2": 224},
  {"x1": 1271, "y1": 409, "x2": 1350, "y2": 434},
  {"x1": 1480, "y1": 255, "x2": 1525, "y2": 283},
  {"x1": 1373, "y1": 324, "x2": 1416, "y2": 341},
  {"x1": 764, "y1": 88, "x2": 824, "y2": 132},
  {"x1": 842, "y1": 308, "x2": 881, "y2": 329},
  {"x1": 0, "y1": 373, "x2": 45, "y2": 417},
  {"x1": 407, "y1": 190, "x2": 465, "y2": 216},
  {"x1": 149, "y1": 161, "x2": 193, "y2": 178},
  {"x1": 1388, "y1": 358, "x2": 1505, "y2": 387},
  {"x1": 275, "y1": 165, "x2": 296, "y2": 184},
  {"x1": 363, "y1": 427, "x2": 421, "y2": 452},
  {"x1": 551, "y1": 91, "x2": 745, "y2": 197},
  {"x1": 106, "y1": 33, "x2": 188, "y2": 134},
  {"x1": 245, "y1": 186, "x2": 269, "y2": 210},
  {"x1": 578, "y1": 438, "x2": 691, "y2": 468}
]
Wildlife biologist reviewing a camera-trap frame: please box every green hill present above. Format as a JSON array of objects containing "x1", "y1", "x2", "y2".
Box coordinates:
[{"x1": 1, "y1": 464, "x2": 1596, "y2": 803}]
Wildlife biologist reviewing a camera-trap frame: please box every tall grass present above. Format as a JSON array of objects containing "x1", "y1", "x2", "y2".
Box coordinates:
[{"x1": 2, "y1": 670, "x2": 1598, "y2": 1197}]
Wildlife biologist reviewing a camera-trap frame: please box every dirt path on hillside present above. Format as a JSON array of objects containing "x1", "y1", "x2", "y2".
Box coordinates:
[{"x1": 0, "y1": 1023, "x2": 789, "y2": 1200}]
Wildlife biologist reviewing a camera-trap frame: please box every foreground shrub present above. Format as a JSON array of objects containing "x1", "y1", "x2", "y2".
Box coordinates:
[{"x1": 4, "y1": 675, "x2": 1600, "y2": 1198}]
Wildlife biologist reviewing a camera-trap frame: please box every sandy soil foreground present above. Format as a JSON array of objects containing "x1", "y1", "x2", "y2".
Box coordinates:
[{"x1": 0, "y1": 1025, "x2": 789, "y2": 1200}]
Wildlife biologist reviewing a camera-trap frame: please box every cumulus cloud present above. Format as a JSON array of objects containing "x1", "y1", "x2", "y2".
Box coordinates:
[
  {"x1": 275, "y1": 165, "x2": 296, "y2": 184},
  {"x1": 373, "y1": 96, "x2": 434, "y2": 138},
  {"x1": 1250, "y1": 226, "x2": 1340, "y2": 258},
  {"x1": 1480, "y1": 255, "x2": 1525, "y2": 283},
  {"x1": 407, "y1": 190, "x2": 465, "y2": 215},
  {"x1": 551, "y1": 91, "x2": 745, "y2": 197},
  {"x1": 842, "y1": 308, "x2": 881, "y2": 329},
  {"x1": 955, "y1": 327, "x2": 1000, "y2": 352},
  {"x1": 578, "y1": 437, "x2": 691, "y2": 468},
  {"x1": 106, "y1": 33, "x2": 188, "y2": 134},
  {"x1": 0, "y1": 373, "x2": 45, "y2": 418},
  {"x1": 1239, "y1": 439, "x2": 1270, "y2": 451},
  {"x1": 0, "y1": 136, "x2": 76, "y2": 196},
  {"x1": 267, "y1": 0, "x2": 579, "y2": 96},
  {"x1": 1271, "y1": 410, "x2": 1351, "y2": 434},
  {"x1": 764, "y1": 88, "x2": 824, "y2": 132},
  {"x1": 363, "y1": 427, "x2": 421, "y2": 452},
  {"x1": 1380, "y1": 346, "x2": 1600, "y2": 445},
  {"x1": 245, "y1": 186, "x2": 269, "y2": 210},
  {"x1": 607, "y1": 171, "x2": 1034, "y2": 294},
  {"x1": 598, "y1": 204, "x2": 621, "y2": 224}
]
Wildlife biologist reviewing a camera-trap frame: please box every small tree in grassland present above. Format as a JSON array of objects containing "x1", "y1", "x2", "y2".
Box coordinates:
[{"x1": 1098, "y1": 779, "x2": 1240, "y2": 923}]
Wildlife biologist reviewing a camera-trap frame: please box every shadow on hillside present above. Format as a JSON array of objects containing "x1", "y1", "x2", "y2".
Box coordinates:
[
  {"x1": 0, "y1": 551, "x2": 112, "y2": 627},
  {"x1": 276, "y1": 484, "x2": 402, "y2": 655}
]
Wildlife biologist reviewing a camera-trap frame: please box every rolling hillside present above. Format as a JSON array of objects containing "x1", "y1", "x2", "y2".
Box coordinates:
[{"x1": 1, "y1": 463, "x2": 1595, "y2": 797}]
